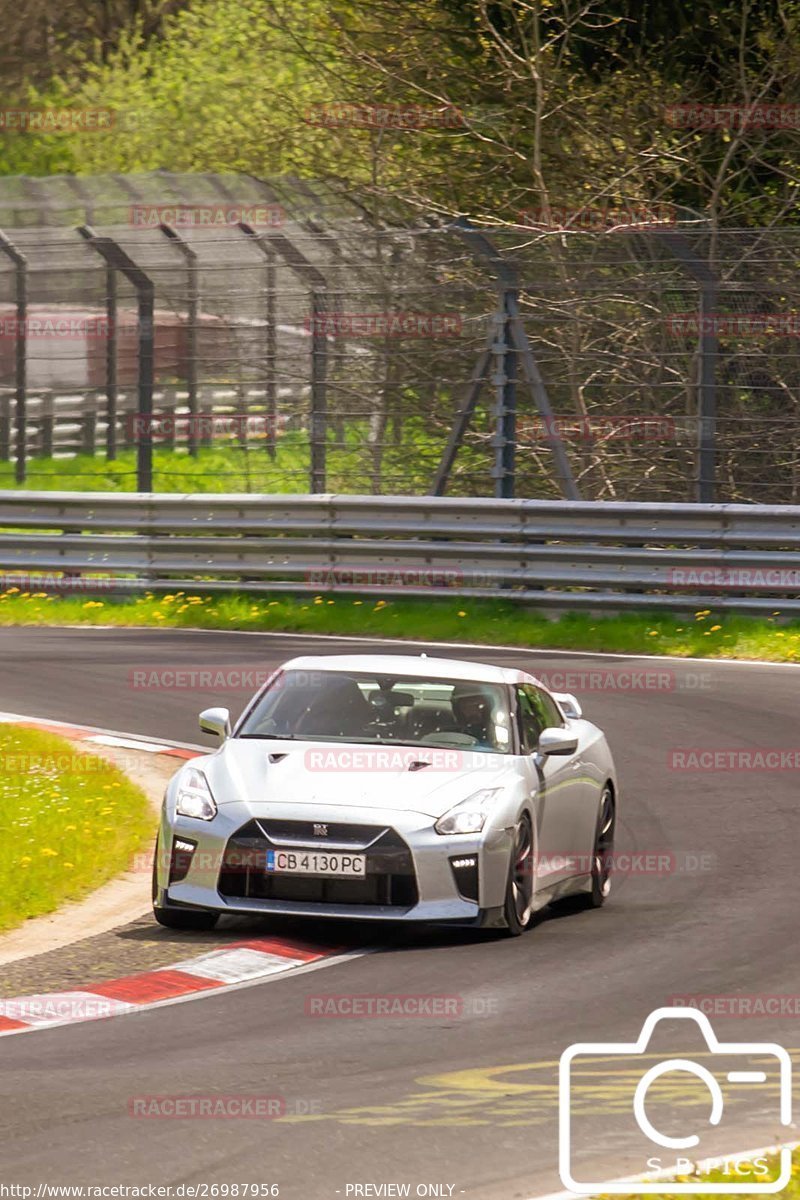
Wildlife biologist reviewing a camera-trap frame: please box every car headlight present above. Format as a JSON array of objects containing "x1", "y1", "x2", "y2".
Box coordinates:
[
  {"x1": 434, "y1": 789, "x2": 500, "y2": 835},
  {"x1": 175, "y1": 767, "x2": 217, "y2": 821}
]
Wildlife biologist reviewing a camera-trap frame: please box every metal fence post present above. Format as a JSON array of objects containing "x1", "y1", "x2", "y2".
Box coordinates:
[
  {"x1": 158, "y1": 223, "x2": 199, "y2": 456},
  {"x1": 657, "y1": 231, "x2": 718, "y2": 503},
  {"x1": 236, "y1": 223, "x2": 329, "y2": 491},
  {"x1": 491, "y1": 294, "x2": 518, "y2": 498},
  {"x1": 77, "y1": 226, "x2": 155, "y2": 492},
  {"x1": 0, "y1": 232, "x2": 28, "y2": 483},
  {"x1": 451, "y1": 219, "x2": 580, "y2": 501},
  {"x1": 235, "y1": 223, "x2": 278, "y2": 458},
  {"x1": 105, "y1": 266, "x2": 118, "y2": 460}
]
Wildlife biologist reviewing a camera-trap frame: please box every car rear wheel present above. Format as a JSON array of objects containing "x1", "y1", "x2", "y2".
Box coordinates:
[{"x1": 502, "y1": 814, "x2": 534, "y2": 936}]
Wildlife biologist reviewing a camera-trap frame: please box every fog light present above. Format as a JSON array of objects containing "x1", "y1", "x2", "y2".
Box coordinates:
[
  {"x1": 449, "y1": 855, "x2": 479, "y2": 902},
  {"x1": 169, "y1": 836, "x2": 197, "y2": 884}
]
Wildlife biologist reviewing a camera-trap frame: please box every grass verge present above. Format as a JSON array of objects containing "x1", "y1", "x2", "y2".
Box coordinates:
[
  {"x1": 0, "y1": 589, "x2": 799, "y2": 661},
  {"x1": 0, "y1": 724, "x2": 154, "y2": 933}
]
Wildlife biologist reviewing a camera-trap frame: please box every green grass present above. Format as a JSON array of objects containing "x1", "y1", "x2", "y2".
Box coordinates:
[
  {"x1": 0, "y1": 724, "x2": 154, "y2": 933},
  {"x1": 611, "y1": 1146, "x2": 800, "y2": 1199},
  {"x1": 1, "y1": 588, "x2": 799, "y2": 662},
  {"x1": 0, "y1": 423, "x2": 455, "y2": 493}
]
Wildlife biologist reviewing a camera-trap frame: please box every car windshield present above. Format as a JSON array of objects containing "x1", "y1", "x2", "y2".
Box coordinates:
[{"x1": 237, "y1": 670, "x2": 512, "y2": 754}]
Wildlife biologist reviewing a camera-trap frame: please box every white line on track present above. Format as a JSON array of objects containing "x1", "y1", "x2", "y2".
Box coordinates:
[{"x1": 31, "y1": 622, "x2": 800, "y2": 670}]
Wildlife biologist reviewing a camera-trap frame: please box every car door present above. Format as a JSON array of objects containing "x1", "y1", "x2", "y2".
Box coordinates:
[{"x1": 515, "y1": 684, "x2": 590, "y2": 890}]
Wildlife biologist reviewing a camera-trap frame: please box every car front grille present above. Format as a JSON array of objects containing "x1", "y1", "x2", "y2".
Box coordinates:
[{"x1": 218, "y1": 819, "x2": 418, "y2": 908}]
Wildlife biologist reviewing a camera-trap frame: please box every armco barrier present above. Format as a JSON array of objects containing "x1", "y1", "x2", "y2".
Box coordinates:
[{"x1": 2, "y1": 492, "x2": 800, "y2": 612}]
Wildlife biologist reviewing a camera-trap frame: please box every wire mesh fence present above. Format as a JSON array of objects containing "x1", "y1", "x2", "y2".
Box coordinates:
[{"x1": 0, "y1": 170, "x2": 798, "y2": 501}]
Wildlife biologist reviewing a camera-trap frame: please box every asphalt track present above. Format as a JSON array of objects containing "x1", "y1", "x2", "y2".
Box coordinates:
[{"x1": 1, "y1": 626, "x2": 800, "y2": 1199}]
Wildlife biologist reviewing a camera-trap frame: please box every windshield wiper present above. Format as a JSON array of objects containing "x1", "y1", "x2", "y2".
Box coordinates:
[{"x1": 237, "y1": 733, "x2": 298, "y2": 740}]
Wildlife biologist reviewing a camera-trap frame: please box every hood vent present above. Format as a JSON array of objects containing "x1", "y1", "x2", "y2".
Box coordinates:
[
  {"x1": 268, "y1": 753, "x2": 289, "y2": 764},
  {"x1": 407, "y1": 760, "x2": 432, "y2": 772}
]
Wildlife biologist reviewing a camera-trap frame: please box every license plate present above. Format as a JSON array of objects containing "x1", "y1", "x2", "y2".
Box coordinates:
[{"x1": 266, "y1": 849, "x2": 366, "y2": 878}]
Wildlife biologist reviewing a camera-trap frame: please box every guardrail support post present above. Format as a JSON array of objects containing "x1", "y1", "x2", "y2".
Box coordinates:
[
  {"x1": 0, "y1": 232, "x2": 28, "y2": 483},
  {"x1": 77, "y1": 226, "x2": 155, "y2": 491}
]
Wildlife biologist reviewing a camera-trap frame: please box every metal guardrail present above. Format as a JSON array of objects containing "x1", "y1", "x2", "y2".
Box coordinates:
[{"x1": 1, "y1": 492, "x2": 800, "y2": 612}]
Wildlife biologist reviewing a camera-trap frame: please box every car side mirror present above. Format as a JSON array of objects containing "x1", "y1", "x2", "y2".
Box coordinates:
[
  {"x1": 552, "y1": 692, "x2": 582, "y2": 720},
  {"x1": 199, "y1": 706, "x2": 231, "y2": 740},
  {"x1": 537, "y1": 727, "x2": 578, "y2": 756}
]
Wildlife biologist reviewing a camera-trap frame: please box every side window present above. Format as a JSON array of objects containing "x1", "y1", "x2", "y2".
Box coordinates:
[
  {"x1": 516, "y1": 686, "x2": 545, "y2": 752},
  {"x1": 532, "y1": 686, "x2": 564, "y2": 731}
]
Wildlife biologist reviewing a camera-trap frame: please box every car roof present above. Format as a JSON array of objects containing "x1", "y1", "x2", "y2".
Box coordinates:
[{"x1": 277, "y1": 654, "x2": 536, "y2": 687}]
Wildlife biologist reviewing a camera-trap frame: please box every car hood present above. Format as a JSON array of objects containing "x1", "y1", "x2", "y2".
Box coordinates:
[{"x1": 201, "y1": 738, "x2": 515, "y2": 819}]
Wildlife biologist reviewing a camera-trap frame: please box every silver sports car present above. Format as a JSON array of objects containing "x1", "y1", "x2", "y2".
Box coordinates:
[{"x1": 152, "y1": 654, "x2": 618, "y2": 936}]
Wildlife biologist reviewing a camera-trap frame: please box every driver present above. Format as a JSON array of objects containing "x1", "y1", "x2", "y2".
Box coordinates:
[{"x1": 450, "y1": 683, "x2": 499, "y2": 749}]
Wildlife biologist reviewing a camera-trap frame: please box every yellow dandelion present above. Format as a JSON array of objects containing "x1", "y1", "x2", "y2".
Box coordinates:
[
  {"x1": 40, "y1": 847, "x2": 58, "y2": 857},
  {"x1": 710, "y1": 625, "x2": 721, "y2": 632},
  {"x1": 457, "y1": 611, "x2": 467, "y2": 617}
]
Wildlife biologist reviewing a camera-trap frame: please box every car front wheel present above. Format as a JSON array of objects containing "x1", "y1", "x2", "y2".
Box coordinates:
[{"x1": 502, "y1": 813, "x2": 534, "y2": 936}]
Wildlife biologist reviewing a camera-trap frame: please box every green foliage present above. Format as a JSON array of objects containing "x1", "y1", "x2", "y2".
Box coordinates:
[{"x1": 0, "y1": 724, "x2": 153, "y2": 932}]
